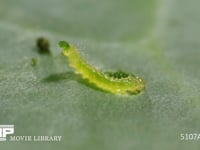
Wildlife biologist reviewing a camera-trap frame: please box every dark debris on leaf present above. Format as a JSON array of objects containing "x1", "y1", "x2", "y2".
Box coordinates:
[
  {"x1": 31, "y1": 58, "x2": 37, "y2": 66},
  {"x1": 36, "y1": 37, "x2": 51, "y2": 54}
]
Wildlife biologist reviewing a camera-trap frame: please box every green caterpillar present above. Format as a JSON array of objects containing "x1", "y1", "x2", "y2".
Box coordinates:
[{"x1": 59, "y1": 41, "x2": 145, "y2": 95}]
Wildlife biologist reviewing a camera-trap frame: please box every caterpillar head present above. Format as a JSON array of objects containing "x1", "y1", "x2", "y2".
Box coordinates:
[
  {"x1": 59, "y1": 41, "x2": 70, "y2": 49},
  {"x1": 59, "y1": 41, "x2": 71, "y2": 56}
]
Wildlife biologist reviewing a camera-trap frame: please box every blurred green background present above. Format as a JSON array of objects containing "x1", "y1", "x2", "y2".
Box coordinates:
[{"x1": 0, "y1": 0, "x2": 200, "y2": 149}]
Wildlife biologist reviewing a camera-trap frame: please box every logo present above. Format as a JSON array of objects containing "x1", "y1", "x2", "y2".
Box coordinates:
[
  {"x1": 0, "y1": 124, "x2": 62, "y2": 142},
  {"x1": 0, "y1": 125, "x2": 14, "y2": 141}
]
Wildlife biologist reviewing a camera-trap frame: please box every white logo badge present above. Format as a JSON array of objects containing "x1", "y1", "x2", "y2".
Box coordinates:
[{"x1": 0, "y1": 125, "x2": 14, "y2": 141}]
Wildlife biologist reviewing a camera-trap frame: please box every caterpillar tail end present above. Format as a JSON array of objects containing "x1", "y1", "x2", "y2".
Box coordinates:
[{"x1": 59, "y1": 41, "x2": 70, "y2": 56}]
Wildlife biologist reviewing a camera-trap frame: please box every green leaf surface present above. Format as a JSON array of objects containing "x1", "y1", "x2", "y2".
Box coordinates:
[{"x1": 0, "y1": 0, "x2": 200, "y2": 149}]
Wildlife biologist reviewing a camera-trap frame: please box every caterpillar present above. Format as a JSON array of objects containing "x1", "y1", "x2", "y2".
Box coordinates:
[{"x1": 59, "y1": 41, "x2": 145, "y2": 95}]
